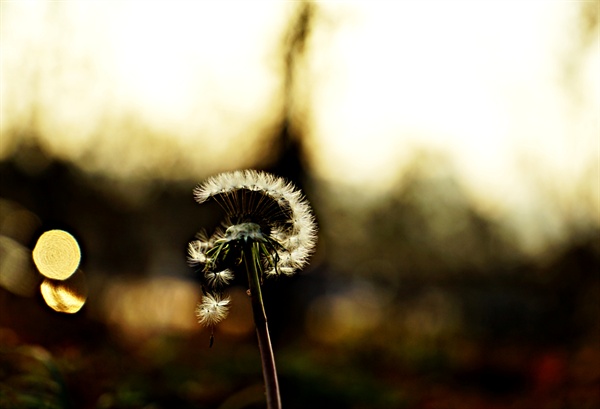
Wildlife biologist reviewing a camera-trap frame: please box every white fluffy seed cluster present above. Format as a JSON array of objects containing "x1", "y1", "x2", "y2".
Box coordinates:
[
  {"x1": 192, "y1": 170, "x2": 317, "y2": 277},
  {"x1": 194, "y1": 170, "x2": 289, "y2": 204}
]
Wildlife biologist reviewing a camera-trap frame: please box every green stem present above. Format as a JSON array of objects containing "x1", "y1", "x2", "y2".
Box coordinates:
[{"x1": 244, "y1": 241, "x2": 282, "y2": 409}]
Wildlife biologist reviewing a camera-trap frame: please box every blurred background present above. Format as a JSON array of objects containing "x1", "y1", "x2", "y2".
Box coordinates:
[{"x1": 1, "y1": 1, "x2": 598, "y2": 408}]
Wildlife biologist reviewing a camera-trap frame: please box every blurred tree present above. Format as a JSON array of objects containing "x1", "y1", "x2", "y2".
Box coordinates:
[{"x1": 267, "y1": 0, "x2": 316, "y2": 186}]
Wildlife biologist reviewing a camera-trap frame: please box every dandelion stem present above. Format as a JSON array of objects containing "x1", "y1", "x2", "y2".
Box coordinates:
[{"x1": 244, "y1": 241, "x2": 282, "y2": 409}]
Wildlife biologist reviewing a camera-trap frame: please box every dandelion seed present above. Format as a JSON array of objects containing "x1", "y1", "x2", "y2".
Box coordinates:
[
  {"x1": 187, "y1": 240, "x2": 209, "y2": 265},
  {"x1": 205, "y1": 269, "x2": 234, "y2": 287},
  {"x1": 195, "y1": 294, "x2": 230, "y2": 327}
]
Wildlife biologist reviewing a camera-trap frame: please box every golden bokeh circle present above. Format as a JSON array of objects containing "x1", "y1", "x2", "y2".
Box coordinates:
[
  {"x1": 40, "y1": 270, "x2": 87, "y2": 313},
  {"x1": 32, "y1": 230, "x2": 81, "y2": 280}
]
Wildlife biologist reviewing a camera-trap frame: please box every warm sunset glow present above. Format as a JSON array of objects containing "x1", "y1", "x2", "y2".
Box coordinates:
[
  {"x1": 308, "y1": 2, "x2": 593, "y2": 190},
  {"x1": 1, "y1": 2, "x2": 597, "y2": 256},
  {"x1": 305, "y1": 1, "x2": 598, "y2": 254},
  {"x1": 33, "y1": 230, "x2": 81, "y2": 280},
  {"x1": 0, "y1": 1, "x2": 292, "y2": 177}
]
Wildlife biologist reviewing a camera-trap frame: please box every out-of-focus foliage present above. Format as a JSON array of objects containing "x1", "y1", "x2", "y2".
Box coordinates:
[
  {"x1": 316, "y1": 151, "x2": 521, "y2": 279},
  {"x1": 0, "y1": 346, "x2": 69, "y2": 409}
]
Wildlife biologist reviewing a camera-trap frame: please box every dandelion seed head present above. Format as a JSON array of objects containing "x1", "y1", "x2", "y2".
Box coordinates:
[
  {"x1": 189, "y1": 171, "x2": 317, "y2": 328},
  {"x1": 192, "y1": 170, "x2": 317, "y2": 277}
]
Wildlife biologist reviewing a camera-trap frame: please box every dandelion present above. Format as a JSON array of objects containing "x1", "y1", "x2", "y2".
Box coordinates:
[{"x1": 188, "y1": 170, "x2": 317, "y2": 409}]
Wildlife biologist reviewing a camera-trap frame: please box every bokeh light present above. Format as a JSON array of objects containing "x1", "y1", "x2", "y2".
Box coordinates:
[
  {"x1": 218, "y1": 286, "x2": 255, "y2": 338},
  {"x1": 32, "y1": 230, "x2": 81, "y2": 280},
  {"x1": 0, "y1": 199, "x2": 41, "y2": 243},
  {"x1": 39, "y1": 269, "x2": 87, "y2": 313},
  {"x1": 0, "y1": 200, "x2": 41, "y2": 297},
  {"x1": 100, "y1": 276, "x2": 201, "y2": 342},
  {"x1": 0, "y1": 235, "x2": 39, "y2": 297},
  {"x1": 305, "y1": 283, "x2": 384, "y2": 344}
]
